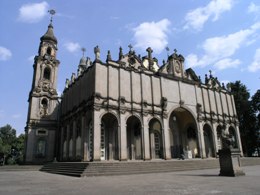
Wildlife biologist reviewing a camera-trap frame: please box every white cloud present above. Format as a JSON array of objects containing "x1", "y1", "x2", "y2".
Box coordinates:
[
  {"x1": 0, "y1": 46, "x2": 12, "y2": 61},
  {"x1": 12, "y1": 114, "x2": 21, "y2": 119},
  {"x1": 184, "y1": 0, "x2": 234, "y2": 31},
  {"x1": 248, "y1": 2, "x2": 260, "y2": 14},
  {"x1": 132, "y1": 19, "x2": 171, "y2": 54},
  {"x1": 186, "y1": 22, "x2": 260, "y2": 69},
  {"x1": 214, "y1": 58, "x2": 241, "y2": 70},
  {"x1": 18, "y1": 1, "x2": 49, "y2": 23},
  {"x1": 248, "y1": 48, "x2": 260, "y2": 72},
  {"x1": 28, "y1": 55, "x2": 35, "y2": 63},
  {"x1": 64, "y1": 42, "x2": 81, "y2": 53}
]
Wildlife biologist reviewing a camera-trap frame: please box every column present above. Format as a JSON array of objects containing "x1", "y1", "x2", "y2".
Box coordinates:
[
  {"x1": 235, "y1": 125, "x2": 243, "y2": 156},
  {"x1": 60, "y1": 127, "x2": 64, "y2": 161},
  {"x1": 66, "y1": 124, "x2": 70, "y2": 160},
  {"x1": 150, "y1": 131, "x2": 155, "y2": 159},
  {"x1": 212, "y1": 123, "x2": 219, "y2": 156},
  {"x1": 143, "y1": 117, "x2": 150, "y2": 160},
  {"x1": 163, "y1": 118, "x2": 171, "y2": 160},
  {"x1": 198, "y1": 122, "x2": 206, "y2": 158},
  {"x1": 119, "y1": 114, "x2": 127, "y2": 160},
  {"x1": 72, "y1": 120, "x2": 76, "y2": 160},
  {"x1": 81, "y1": 114, "x2": 88, "y2": 161},
  {"x1": 93, "y1": 110, "x2": 101, "y2": 161}
]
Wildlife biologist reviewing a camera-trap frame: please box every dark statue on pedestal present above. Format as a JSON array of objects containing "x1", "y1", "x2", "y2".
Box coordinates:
[{"x1": 218, "y1": 131, "x2": 245, "y2": 177}]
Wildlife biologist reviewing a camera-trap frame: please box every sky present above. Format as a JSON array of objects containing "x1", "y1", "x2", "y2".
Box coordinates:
[{"x1": 0, "y1": 0, "x2": 259, "y2": 135}]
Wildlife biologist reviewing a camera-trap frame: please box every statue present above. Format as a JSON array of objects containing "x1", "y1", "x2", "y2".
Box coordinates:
[{"x1": 94, "y1": 46, "x2": 100, "y2": 60}]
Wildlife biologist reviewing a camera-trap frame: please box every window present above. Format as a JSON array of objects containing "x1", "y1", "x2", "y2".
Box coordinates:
[
  {"x1": 43, "y1": 67, "x2": 51, "y2": 80},
  {"x1": 36, "y1": 139, "x2": 46, "y2": 158},
  {"x1": 47, "y1": 47, "x2": 52, "y2": 55},
  {"x1": 41, "y1": 98, "x2": 48, "y2": 108},
  {"x1": 36, "y1": 129, "x2": 48, "y2": 136},
  {"x1": 41, "y1": 98, "x2": 48, "y2": 116}
]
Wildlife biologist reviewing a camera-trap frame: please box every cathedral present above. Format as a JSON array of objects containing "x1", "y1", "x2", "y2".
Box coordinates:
[{"x1": 24, "y1": 20, "x2": 243, "y2": 164}]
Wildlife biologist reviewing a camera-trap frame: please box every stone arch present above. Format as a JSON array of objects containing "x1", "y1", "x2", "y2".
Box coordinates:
[
  {"x1": 125, "y1": 113, "x2": 143, "y2": 127},
  {"x1": 126, "y1": 115, "x2": 143, "y2": 160},
  {"x1": 100, "y1": 113, "x2": 119, "y2": 160},
  {"x1": 169, "y1": 107, "x2": 199, "y2": 159},
  {"x1": 228, "y1": 126, "x2": 238, "y2": 149},
  {"x1": 149, "y1": 118, "x2": 163, "y2": 159},
  {"x1": 203, "y1": 123, "x2": 215, "y2": 158},
  {"x1": 99, "y1": 111, "x2": 119, "y2": 124}
]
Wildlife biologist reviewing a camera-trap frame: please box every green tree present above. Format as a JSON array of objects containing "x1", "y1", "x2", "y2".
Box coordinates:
[
  {"x1": 228, "y1": 81, "x2": 258, "y2": 156},
  {"x1": 0, "y1": 124, "x2": 25, "y2": 164},
  {"x1": 251, "y1": 90, "x2": 260, "y2": 156},
  {"x1": 0, "y1": 124, "x2": 16, "y2": 155}
]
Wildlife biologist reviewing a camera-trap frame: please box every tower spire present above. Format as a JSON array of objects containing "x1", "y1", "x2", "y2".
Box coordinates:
[{"x1": 40, "y1": 9, "x2": 57, "y2": 44}]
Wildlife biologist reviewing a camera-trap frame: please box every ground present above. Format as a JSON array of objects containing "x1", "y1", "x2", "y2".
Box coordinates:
[{"x1": 0, "y1": 166, "x2": 260, "y2": 195}]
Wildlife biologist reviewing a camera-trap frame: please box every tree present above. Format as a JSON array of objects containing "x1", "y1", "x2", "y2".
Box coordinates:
[
  {"x1": 0, "y1": 124, "x2": 25, "y2": 164},
  {"x1": 251, "y1": 90, "x2": 260, "y2": 156},
  {"x1": 0, "y1": 124, "x2": 16, "y2": 155},
  {"x1": 228, "y1": 81, "x2": 258, "y2": 156}
]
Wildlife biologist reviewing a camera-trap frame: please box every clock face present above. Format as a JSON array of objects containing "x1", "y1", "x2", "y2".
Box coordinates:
[{"x1": 175, "y1": 61, "x2": 181, "y2": 73}]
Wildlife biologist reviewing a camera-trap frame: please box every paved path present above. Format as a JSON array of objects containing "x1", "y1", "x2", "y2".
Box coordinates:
[{"x1": 0, "y1": 166, "x2": 260, "y2": 195}]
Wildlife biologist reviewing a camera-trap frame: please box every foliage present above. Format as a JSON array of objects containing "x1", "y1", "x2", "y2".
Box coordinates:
[
  {"x1": 0, "y1": 124, "x2": 25, "y2": 165},
  {"x1": 229, "y1": 81, "x2": 259, "y2": 156}
]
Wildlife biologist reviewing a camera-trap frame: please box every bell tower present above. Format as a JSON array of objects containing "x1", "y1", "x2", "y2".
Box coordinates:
[{"x1": 25, "y1": 10, "x2": 60, "y2": 164}]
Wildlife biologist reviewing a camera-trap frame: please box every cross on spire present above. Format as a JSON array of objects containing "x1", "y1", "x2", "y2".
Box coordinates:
[
  {"x1": 81, "y1": 47, "x2": 86, "y2": 57},
  {"x1": 48, "y1": 9, "x2": 56, "y2": 24}
]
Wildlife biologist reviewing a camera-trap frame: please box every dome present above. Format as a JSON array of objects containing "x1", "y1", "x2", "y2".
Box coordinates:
[{"x1": 40, "y1": 23, "x2": 57, "y2": 43}]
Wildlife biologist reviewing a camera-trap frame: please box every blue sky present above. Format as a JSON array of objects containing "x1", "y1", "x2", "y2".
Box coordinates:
[{"x1": 0, "y1": 0, "x2": 259, "y2": 135}]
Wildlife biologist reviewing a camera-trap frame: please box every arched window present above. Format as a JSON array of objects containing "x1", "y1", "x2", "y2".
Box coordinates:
[
  {"x1": 43, "y1": 67, "x2": 51, "y2": 80},
  {"x1": 41, "y1": 98, "x2": 48, "y2": 108},
  {"x1": 47, "y1": 47, "x2": 52, "y2": 55}
]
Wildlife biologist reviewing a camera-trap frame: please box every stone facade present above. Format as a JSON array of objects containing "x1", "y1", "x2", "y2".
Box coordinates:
[{"x1": 25, "y1": 23, "x2": 243, "y2": 164}]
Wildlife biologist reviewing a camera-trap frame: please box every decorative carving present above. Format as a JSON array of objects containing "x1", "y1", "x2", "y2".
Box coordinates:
[
  {"x1": 120, "y1": 96, "x2": 126, "y2": 105},
  {"x1": 161, "y1": 97, "x2": 167, "y2": 110},
  {"x1": 143, "y1": 100, "x2": 148, "y2": 107},
  {"x1": 175, "y1": 61, "x2": 181, "y2": 73},
  {"x1": 42, "y1": 82, "x2": 50, "y2": 92}
]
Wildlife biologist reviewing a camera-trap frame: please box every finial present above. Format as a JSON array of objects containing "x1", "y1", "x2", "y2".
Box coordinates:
[
  {"x1": 107, "y1": 50, "x2": 111, "y2": 61},
  {"x1": 119, "y1": 46, "x2": 123, "y2": 60},
  {"x1": 48, "y1": 9, "x2": 56, "y2": 24},
  {"x1": 81, "y1": 47, "x2": 86, "y2": 57},
  {"x1": 165, "y1": 46, "x2": 170, "y2": 57},
  {"x1": 146, "y1": 47, "x2": 153, "y2": 58},
  {"x1": 128, "y1": 44, "x2": 133, "y2": 52},
  {"x1": 174, "y1": 48, "x2": 177, "y2": 54},
  {"x1": 222, "y1": 83, "x2": 226, "y2": 89},
  {"x1": 94, "y1": 45, "x2": 100, "y2": 60},
  {"x1": 209, "y1": 70, "x2": 212, "y2": 78},
  {"x1": 205, "y1": 74, "x2": 209, "y2": 84}
]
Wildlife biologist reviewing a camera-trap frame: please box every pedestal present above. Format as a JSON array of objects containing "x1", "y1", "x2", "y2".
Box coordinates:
[{"x1": 218, "y1": 148, "x2": 245, "y2": 177}]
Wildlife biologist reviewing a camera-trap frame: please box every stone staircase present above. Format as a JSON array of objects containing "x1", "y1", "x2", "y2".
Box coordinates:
[
  {"x1": 40, "y1": 157, "x2": 260, "y2": 177},
  {"x1": 40, "y1": 159, "x2": 219, "y2": 177}
]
